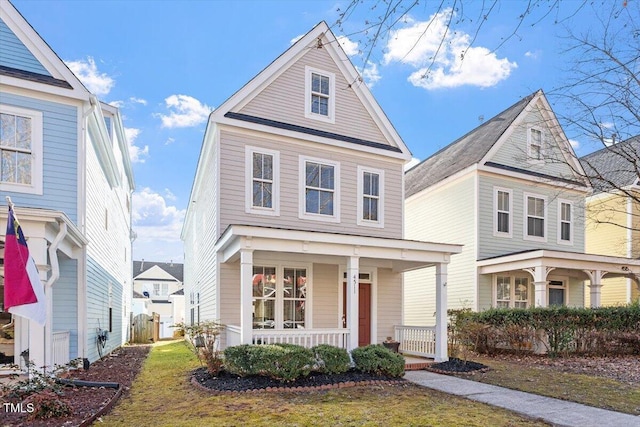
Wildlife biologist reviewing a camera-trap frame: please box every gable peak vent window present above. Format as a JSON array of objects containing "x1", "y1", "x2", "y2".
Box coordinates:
[{"x1": 305, "y1": 66, "x2": 335, "y2": 124}]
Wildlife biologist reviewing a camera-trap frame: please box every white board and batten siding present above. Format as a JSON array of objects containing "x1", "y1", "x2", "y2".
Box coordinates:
[
  {"x1": 84, "y1": 125, "x2": 133, "y2": 362},
  {"x1": 218, "y1": 129, "x2": 403, "y2": 239},
  {"x1": 404, "y1": 174, "x2": 478, "y2": 325},
  {"x1": 477, "y1": 174, "x2": 585, "y2": 260},
  {"x1": 0, "y1": 92, "x2": 78, "y2": 220},
  {"x1": 238, "y1": 46, "x2": 390, "y2": 147}
]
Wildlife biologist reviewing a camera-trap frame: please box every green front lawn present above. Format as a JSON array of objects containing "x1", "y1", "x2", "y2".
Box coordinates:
[{"x1": 100, "y1": 341, "x2": 548, "y2": 426}]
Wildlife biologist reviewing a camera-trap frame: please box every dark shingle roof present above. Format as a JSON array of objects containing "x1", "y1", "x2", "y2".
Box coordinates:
[
  {"x1": 580, "y1": 136, "x2": 640, "y2": 194},
  {"x1": 132, "y1": 290, "x2": 146, "y2": 299},
  {"x1": 405, "y1": 91, "x2": 538, "y2": 198},
  {"x1": 170, "y1": 289, "x2": 184, "y2": 296},
  {"x1": 133, "y1": 260, "x2": 183, "y2": 282}
]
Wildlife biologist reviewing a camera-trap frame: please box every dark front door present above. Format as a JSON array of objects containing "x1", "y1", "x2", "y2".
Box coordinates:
[{"x1": 342, "y1": 282, "x2": 372, "y2": 347}]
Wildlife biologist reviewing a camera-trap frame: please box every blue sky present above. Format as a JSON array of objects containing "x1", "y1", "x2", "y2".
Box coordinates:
[{"x1": 11, "y1": 0, "x2": 603, "y2": 262}]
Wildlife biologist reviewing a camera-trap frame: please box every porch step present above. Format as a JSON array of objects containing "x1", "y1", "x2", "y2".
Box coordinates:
[{"x1": 405, "y1": 361, "x2": 432, "y2": 371}]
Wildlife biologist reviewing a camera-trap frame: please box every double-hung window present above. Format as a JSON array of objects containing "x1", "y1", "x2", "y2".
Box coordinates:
[
  {"x1": 494, "y1": 187, "x2": 512, "y2": 237},
  {"x1": 252, "y1": 265, "x2": 308, "y2": 330},
  {"x1": 528, "y1": 127, "x2": 544, "y2": 162},
  {"x1": 0, "y1": 105, "x2": 43, "y2": 195},
  {"x1": 524, "y1": 193, "x2": 546, "y2": 241},
  {"x1": 245, "y1": 146, "x2": 279, "y2": 216},
  {"x1": 357, "y1": 166, "x2": 384, "y2": 227},
  {"x1": 558, "y1": 200, "x2": 573, "y2": 244},
  {"x1": 305, "y1": 66, "x2": 335, "y2": 123},
  {"x1": 495, "y1": 275, "x2": 530, "y2": 308},
  {"x1": 299, "y1": 156, "x2": 340, "y2": 222}
]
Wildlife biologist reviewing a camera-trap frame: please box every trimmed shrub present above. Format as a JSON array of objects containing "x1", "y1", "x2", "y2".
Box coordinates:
[
  {"x1": 312, "y1": 344, "x2": 351, "y2": 374},
  {"x1": 351, "y1": 345, "x2": 405, "y2": 377},
  {"x1": 223, "y1": 344, "x2": 259, "y2": 377},
  {"x1": 224, "y1": 343, "x2": 315, "y2": 382}
]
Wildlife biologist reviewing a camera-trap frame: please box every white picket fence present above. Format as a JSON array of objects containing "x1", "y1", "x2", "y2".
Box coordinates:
[{"x1": 52, "y1": 331, "x2": 70, "y2": 367}]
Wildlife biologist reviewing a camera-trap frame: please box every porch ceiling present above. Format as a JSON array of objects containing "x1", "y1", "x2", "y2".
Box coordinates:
[
  {"x1": 216, "y1": 224, "x2": 462, "y2": 272},
  {"x1": 477, "y1": 249, "x2": 640, "y2": 278}
]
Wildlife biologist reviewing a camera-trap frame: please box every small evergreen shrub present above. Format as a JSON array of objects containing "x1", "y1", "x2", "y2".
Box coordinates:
[
  {"x1": 224, "y1": 343, "x2": 315, "y2": 382},
  {"x1": 312, "y1": 344, "x2": 350, "y2": 374},
  {"x1": 223, "y1": 344, "x2": 258, "y2": 377},
  {"x1": 351, "y1": 345, "x2": 405, "y2": 377}
]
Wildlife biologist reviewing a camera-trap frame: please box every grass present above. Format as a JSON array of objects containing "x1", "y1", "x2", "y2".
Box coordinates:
[
  {"x1": 100, "y1": 341, "x2": 549, "y2": 427},
  {"x1": 471, "y1": 356, "x2": 640, "y2": 415}
]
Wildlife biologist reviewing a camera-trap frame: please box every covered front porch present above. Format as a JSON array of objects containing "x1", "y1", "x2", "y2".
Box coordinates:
[
  {"x1": 478, "y1": 249, "x2": 640, "y2": 308},
  {"x1": 216, "y1": 225, "x2": 461, "y2": 362}
]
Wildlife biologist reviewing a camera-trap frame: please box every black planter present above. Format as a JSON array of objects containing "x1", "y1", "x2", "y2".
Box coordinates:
[{"x1": 383, "y1": 341, "x2": 400, "y2": 353}]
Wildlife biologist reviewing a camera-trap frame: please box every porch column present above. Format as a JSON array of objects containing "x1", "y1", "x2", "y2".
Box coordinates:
[
  {"x1": 28, "y1": 237, "x2": 48, "y2": 372},
  {"x1": 434, "y1": 263, "x2": 448, "y2": 362},
  {"x1": 534, "y1": 281, "x2": 548, "y2": 308},
  {"x1": 240, "y1": 249, "x2": 254, "y2": 344},
  {"x1": 586, "y1": 270, "x2": 604, "y2": 308},
  {"x1": 346, "y1": 256, "x2": 359, "y2": 351}
]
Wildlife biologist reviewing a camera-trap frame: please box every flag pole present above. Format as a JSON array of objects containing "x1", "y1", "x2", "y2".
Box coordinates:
[{"x1": 6, "y1": 195, "x2": 14, "y2": 210}]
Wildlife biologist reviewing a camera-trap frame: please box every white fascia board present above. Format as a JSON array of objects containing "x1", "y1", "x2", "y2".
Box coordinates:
[
  {"x1": 215, "y1": 117, "x2": 409, "y2": 161},
  {"x1": 0, "y1": 75, "x2": 89, "y2": 101},
  {"x1": 0, "y1": 205, "x2": 87, "y2": 248},
  {"x1": 1, "y1": 0, "x2": 91, "y2": 99},
  {"x1": 477, "y1": 165, "x2": 591, "y2": 194},
  {"x1": 108, "y1": 106, "x2": 135, "y2": 190},
  {"x1": 87, "y1": 98, "x2": 120, "y2": 188}
]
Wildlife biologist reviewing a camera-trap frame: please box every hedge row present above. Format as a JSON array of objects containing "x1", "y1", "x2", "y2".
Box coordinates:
[
  {"x1": 223, "y1": 343, "x2": 404, "y2": 382},
  {"x1": 449, "y1": 303, "x2": 640, "y2": 356}
]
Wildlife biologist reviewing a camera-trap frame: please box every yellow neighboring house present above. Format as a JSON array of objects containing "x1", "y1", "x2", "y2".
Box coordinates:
[{"x1": 582, "y1": 136, "x2": 640, "y2": 306}]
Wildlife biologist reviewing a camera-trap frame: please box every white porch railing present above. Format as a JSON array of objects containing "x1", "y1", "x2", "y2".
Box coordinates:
[
  {"x1": 52, "y1": 331, "x2": 70, "y2": 367},
  {"x1": 252, "y1": 329, "x2": 349, "y2": 349},
  {"x1": 395, "y1": 325, "x2": 436, "y2": 358}
]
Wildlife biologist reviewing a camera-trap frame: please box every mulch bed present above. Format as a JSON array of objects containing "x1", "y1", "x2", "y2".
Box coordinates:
[
  {"x1": 427, "y1": 357, "x2": 489, "y2": 375},
  {"x1": 1, "y1": 345, "x2": 150, "y2": 427},
  {"x1": 192, "y1": 367, "x2": 405, "y2": 393}
]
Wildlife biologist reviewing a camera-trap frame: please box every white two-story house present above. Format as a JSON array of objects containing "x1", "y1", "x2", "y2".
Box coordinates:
[
  {"x1": 0, "y1": 0, "x2": 134, "y2": 370},
  {"x1": 404, "y1": 90, "x2": 640, "y2": 325},
  {"x1": 182, "y1": 21, "x2": 461, "y2": 361}
]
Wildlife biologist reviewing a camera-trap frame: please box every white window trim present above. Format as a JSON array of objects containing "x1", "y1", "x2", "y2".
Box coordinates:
[
  {"x1": 557, "y1": 199, "x2": 574, "y2": 245},
  {"x1": 548, "y1": 277, "x2": 568, "y2": 306},
  {"x1": 298, "y1": 155, "x2": 341, "y2": 223},
  {"x1": 245, "y1": 145, "x2": 280, "y2": 216},
  {"x1": 304, "y1": 66, "x2": 335, "y2": 124},
  {"x1": 252, "y1": 262, "x2": 312, "y2": 330},
  {"x1": 0, "y1": 104, "x2": 43, "y2": 195},
  {"x1": 492, "y1": 274, "x2": 531, "y2": 308},
  {"x1": 493, "y1": 187, "x2": 512, "y2": 238},
  {"x1": 527, "y1": 126, "x2": 545, "y2": 164},
  {"x1": 357, "y1": 166, "x2": 384, "y2": 228},
  {"x1": 523, "y1": 192, "x2": 547, "y2": 242}
]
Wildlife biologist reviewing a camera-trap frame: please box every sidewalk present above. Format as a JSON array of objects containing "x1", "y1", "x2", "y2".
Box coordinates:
[{"x1": 404, "y1": 370, "x2": 640, "y2": 427}]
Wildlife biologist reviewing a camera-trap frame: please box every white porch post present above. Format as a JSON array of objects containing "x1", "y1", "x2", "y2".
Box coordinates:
[
  {"x1": 347, "y1": 256, "x2": 359, "y2": 351},
  {"x1": 586, "y1": 270, "x2": 604, "y2": 308},
  {"x1": 240, "y1": 249, "x2": 254, "y2": 344},
  {"x1": 28, "y1": 237, "x2": 48, "y2": 372},
  {"x1": 435, "y1": 263, "x2": 448, "y2": 362},
  {"x1": 534, "y1": 281, "x2": 547, "y2": 308}
]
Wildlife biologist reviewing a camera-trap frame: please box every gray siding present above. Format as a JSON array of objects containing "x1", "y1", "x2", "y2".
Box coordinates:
[
  {"x1": 86, "y1": 257, "x2": 124, "y2": 363},
  {"x1": 377, "y1": 268, "x2": 401, "y2": 343},
  {"x1": 489, "y1": 104, "x2": 579, "y2": 179},
  {"x1": 478, "y1": 174, "x2": 586, "y2": 259},
  {"x1": 51, "y1": 257, "x2": 78, "y2": 359},
  {"x1": 218, "y1": 129, "x2": 403, "y2": 239},
  {"x1": 219, "y1": 261, "x2": 240, "y2": 326},
  {"x1": 239, "y1": 46, "x2": 390, "y2": 146},
  {"x1": 312, "y1": 264, "x2": 339, "y2": 328},
  {"x1": 0, "y1": 92, "x2": 78, "y2": 222},
  {"x1": 0, "y1": 18, "x2": 50, "y2": 75}
]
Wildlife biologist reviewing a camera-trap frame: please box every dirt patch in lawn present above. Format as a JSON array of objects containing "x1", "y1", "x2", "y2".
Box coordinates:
[{"x1": 1, "y1": 345, "x2": 149, "y2": 426}]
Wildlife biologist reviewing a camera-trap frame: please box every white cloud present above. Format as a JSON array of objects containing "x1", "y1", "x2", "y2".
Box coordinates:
[
  {"x1": 156, "y1": 95, "x2": 212, "y2": 128},
  {"x1": 110, "y1": 97, "x2": 148, "y2": 109},
  {"x1": 65, "y1": 57, "x2": 114, "y2": 97},
  {"x1": 337, "y1": 35, "x2": 359, "y2": 56},
  {"x1": 165, "y1": 137, "x2": 175, "y2": 146},
  {"x1": 132, "y1": 187, "x2": 186, "y2": 261},
  {"x1": 357, "y1": 62, "x2": 382, "y2": 87},
  {"x1": 164, "y1": 188, "x2": 177, "y2": 201},
  {"x1": 130, "y1": 97, "x2": 148, "y2": 106},
  {"x1": 404, "y1": 157, "x2": 421, "y2": 171},
  {"x1": 109, "y1": 100, "x2": 124, "y2": 108},
  {"x1": 569, "y1": 139, "x2": 580, "y2": 149},
  {"x1": 290, "y1": 34, "x2": 304, "y2": 45},
  {"x1": 124, "y1": 127, "x2": 149, "y2": 163},
  {"x1": 383, "y1": 10, "x2": 517, "y2": 90},
  {"x1": 524, "y1": 50, "x2": 541, "y2": 60}
]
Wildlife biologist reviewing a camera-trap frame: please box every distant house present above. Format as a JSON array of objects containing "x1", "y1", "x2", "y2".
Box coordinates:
[
  {"x1": 404, "y1": 90, "x2": 640, "y2": 325},
  {"x1": 182, "y1": 21, "x2": 461, "y2": 361},
  {"x1": 132, "y1": 260, "x2": 184, "y2": 338},
  {"x1": 582, "y1": 136, "x2": 640, "y2": 305},
  {"x1": 0, "y1": 0, "x2": 135, "y2": 370}
]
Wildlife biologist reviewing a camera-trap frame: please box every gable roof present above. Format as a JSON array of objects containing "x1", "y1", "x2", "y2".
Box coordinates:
[
  {"x1": 209, "y1": 21, "x2": 411, "y2": 160},
  {"x1": 405, "y1": 92, "x2": 537, "y2": 198},
  {"x1": 133, "y1": 260, "x2": 184, "y2": 282},
  {"x1": 580, "y1": 135, "x2": 640, "y2": 194},
  {"x1": 0, "y1": 0, "x2": 90, "y2": 100}
]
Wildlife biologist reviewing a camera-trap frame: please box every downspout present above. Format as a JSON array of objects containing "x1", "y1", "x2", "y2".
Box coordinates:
[{"x1": 44, "y1": 221, "x2": 67, "y2": 372}]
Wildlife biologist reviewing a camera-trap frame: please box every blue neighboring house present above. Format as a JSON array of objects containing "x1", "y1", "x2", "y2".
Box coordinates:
[{"x1": 0, "y1": 0, "x2": 135, "y2": 371}]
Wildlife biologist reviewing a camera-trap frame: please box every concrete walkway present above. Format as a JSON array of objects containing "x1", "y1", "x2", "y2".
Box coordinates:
[{"x1": 404, "y1": 370, "x2": 640, "y2": 427}]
